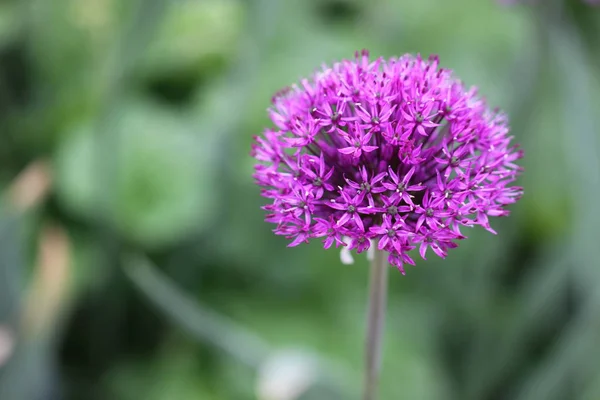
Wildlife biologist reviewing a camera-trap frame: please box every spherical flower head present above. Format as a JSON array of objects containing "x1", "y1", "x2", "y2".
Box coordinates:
[{"x1": 251, "y1": 50, "x2": 524, "y2": 274}]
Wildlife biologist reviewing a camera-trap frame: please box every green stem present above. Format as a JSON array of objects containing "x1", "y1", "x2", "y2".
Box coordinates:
[{"x1": 363, "y1": 248, "x2": 388, "y2": 400}]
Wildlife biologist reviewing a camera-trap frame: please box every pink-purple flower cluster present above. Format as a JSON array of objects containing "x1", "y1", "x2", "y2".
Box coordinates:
[{"x1": 251, "y1": 51, "x2": 523, "y2": 274}]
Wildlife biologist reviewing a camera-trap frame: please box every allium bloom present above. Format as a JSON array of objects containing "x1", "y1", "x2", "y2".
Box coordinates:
[{"x1": 251, "y1": 51, "x2": 523, "y2": 274}]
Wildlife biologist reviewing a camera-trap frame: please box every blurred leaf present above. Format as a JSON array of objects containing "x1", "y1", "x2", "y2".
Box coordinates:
[
  {"x1": 139, "y1": 0, "x2": 243, "y2": 79},
  {"x1": 550, "y1": 14, "x2": 600, "y2": 286},
  {"x1": 0, "y1": 338, "x2": 58, "y2": 400},
  {"x1": 28, "y1": 0, "x2": 125, "y2": 84},
  {"x1": 27, "y1": 0, "x2": 121, "y2": 104},
  {"x1": 0, "y1": 213, "x2": 23, "y2": 324},
  {"x1": 514, "y1": 288, "x2": 600, "y2": 400},
  {"x1": 0, "y1": 3, "x2": 20, "y2": 50},
  {"x1": 582, "y1": 373, "x2": 600, "y2": 400},
  {"x1": 513, "y1": 7, "x2": 600, "y2": 400},
  {"x1": 465, "y1": 247, "x2": 569, "y2": 399},
  {"x1": 54, "y1": 98, "x2": 217, "y2": 248},
  {"x1": 124, "y1": 254, "x2": 380, "y2": 399},
  {"x1": 124, "y1": 253, "x2": 271, "y2": 367},
  {"x1": 24, "y1": 0, "x2": 170, "y2": 150},
  {"x1": 104, "y1": 342, "x2": 217, "y2": 400},
  {"x1": 0, "y1": 214, "x2": 59, "y2": 400},
  {"x1": 69, "y1": 230, "x2": 113, "y2": 292}
]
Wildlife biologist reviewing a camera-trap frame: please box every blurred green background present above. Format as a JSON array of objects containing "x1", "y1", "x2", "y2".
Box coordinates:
[{"x1": 0, "y1": 0, "x2": 599, "y2": 399}]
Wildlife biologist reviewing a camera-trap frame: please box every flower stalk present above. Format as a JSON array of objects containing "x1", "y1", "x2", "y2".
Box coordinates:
[{"x1": 363, "y1": 247, "x2": 389, "y2": 400}]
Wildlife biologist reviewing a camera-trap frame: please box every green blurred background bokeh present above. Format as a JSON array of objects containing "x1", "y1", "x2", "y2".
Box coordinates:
[{"x1": 0, "y1": 0, "x2": 599, "y2": 399}]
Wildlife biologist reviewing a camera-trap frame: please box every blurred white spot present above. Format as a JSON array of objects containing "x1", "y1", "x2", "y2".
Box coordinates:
[
  {"x1": 256, "y1": 349, "x2": 318, "y2": 400},
  {"x1": 367, "y1": 240, "x2": 375, "y2": 261},
  {"x1": 340, "y1": 237, "x2": 354, "y2": 265},
  {"x1": 0, "y1": 326, "x2": 15, "y2": 367}
]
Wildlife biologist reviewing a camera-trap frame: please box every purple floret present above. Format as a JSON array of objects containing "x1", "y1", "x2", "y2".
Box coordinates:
[{"x1": 251, "y1": 50, "x2": 524, "y2": 274}]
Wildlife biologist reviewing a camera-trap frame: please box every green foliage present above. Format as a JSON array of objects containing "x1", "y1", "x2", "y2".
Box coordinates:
[
  {"x1": 139, "y1": 0, "x2": 243, "y2": 79},
  {"x1": 0, "y1": 0, "x2": 599, "y2": 399},
  {"x1": 55, "y1": 98, "x2": 217, "y2": 248}
]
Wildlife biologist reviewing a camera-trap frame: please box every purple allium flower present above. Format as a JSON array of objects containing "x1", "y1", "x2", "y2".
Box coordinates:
[{"x1": 251, "y1": 51, "x2": 524, "y2": 274}]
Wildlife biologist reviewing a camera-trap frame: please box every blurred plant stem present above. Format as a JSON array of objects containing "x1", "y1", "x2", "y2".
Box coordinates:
[
  {"x1": 363, "y1": 248, "x2": 388, "y2": 400},
  {"x1": 124, "y1": 253, "x2": 270, "y2": 368},
  {"x1": 124, "y1": 253, "x2": 361, "y2": 398}
]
